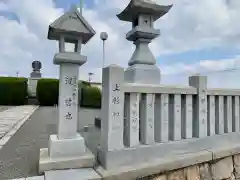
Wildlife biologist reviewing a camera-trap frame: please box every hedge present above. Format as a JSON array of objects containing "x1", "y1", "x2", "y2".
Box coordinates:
[
  {"x1": 0, "y1": 77, "x2": 28, "y2": 105},
  {"x1": 36, "y1": 78, "x2": 59, "y2": 106},
  {"x1": 80, "y1": 86, "x2": 101, "y2": 108},
  {"x1": 36, "y1": 79, "x2": 101, "y2": 108}
]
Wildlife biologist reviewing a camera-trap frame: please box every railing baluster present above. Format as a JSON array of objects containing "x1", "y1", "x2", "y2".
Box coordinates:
[
  {"x1": 224, "y1": 96, "x2": 233, "y2": 133},
  {"x1": 215, "y1": 96, "x2": 224, "y2": 134},
  {"x1": 124, "y1": 93, "x2": 140, "y2": 147},
  {"x1": 207, "y1": 95, "x2": 215, "y2": 136},
  {"x1": 155, "y1": 94, "x2": 169, "y2": 142},
  {"x1": 233, "y1": 96, "x2": 240, "y2": 132},
  {"x1": 169, "y1": 94, "x2": 182, "y2": 141},
  {"x1": 181, "y1": 95, "x2": 193, "y2": 139},
  {"x1": 140, "y1": 94, "x2": 155, "y2": 145}
]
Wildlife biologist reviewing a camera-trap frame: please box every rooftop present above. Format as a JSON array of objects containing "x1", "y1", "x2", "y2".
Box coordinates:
[{"x1": 117, "y1": 0, "x2": 172, "y2": 22}]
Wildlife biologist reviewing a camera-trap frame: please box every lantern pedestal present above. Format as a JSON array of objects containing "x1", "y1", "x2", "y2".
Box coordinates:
[
  {"x1": 125, "y1": 64, "x2": 161, "y2": 84},
  {"x1": 39, "y1": 134, "x2": 95, "y2": 174}
]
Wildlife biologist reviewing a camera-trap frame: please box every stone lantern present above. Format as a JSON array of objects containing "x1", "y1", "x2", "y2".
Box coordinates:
[
  {"x1": 28, "y1": 60, "x2": 42, "y2": 97},
  {"x1": 39, "y1": 5, "x2": 96, "y2": 172},
  {"x1": 117, "y1": 0, "x2": 172, "y2": 84}
]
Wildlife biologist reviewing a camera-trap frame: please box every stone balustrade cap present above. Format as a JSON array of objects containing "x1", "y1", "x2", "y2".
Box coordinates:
[
  {"x1": 117, "y1": 0, "x2": 172, "y2": 22},
  {"x1": 48, "y1": 5, "x2": 96, "y2": 44}
]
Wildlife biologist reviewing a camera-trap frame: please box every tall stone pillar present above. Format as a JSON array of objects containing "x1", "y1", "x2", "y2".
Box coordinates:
[
  {"x1": 39, "y1": 5, "x2": 96, "y2": 173},
  {"x1": 117, "y1": 0, "x2": 172, "y2": 84}
]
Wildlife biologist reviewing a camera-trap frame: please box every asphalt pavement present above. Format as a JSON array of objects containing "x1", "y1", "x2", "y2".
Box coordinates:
[{"x1": 0, "y1": 107, "x2": 100, "y2": 180}]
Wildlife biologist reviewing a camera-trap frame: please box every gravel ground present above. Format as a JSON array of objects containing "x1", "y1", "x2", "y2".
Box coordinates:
[{"x1": 0, "y1": 107, "x2": 100, "y2": 180}]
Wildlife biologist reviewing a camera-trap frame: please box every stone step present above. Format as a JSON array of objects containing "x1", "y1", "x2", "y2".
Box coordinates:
[
  {"x1": 44, "y1": 168, "x2": 101, "y2": 180},
  {"x1": 10, "y1": 176, "x2": 44, "y2": 180}
]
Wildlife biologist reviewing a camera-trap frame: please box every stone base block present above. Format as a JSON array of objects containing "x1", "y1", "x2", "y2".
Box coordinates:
[
  {"x1": 124, "y1": 64, "x2": 160, "y2": 84},
  {"x1": 97, "y1": 139, "x2": 212, "y2": 170},
  {"x1": 49, "y1": 134, "x2": 86, "y2": 159},
  {"x1": 39, "y1": 148, "x2": 95, "y2": 173},
  {"x1": 45, "y1": 168, "x2": 101, "y2": 180},
  {"x1": 98, "y1": 133, "x2": 240, "y2": 170}
]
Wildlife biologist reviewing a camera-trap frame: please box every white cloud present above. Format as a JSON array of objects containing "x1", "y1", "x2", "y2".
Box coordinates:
[
  {"x1": 1, "y1": 0, "x2": 240, "y2": 88},
  {"x1": 0, "y1": 2, "x2": 8, "y2": 11}
]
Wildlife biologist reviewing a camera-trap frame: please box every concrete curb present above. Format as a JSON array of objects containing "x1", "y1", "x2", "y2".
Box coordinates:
[{"x1": 10, "y1": 176, "x2": 44, "y2": 180}]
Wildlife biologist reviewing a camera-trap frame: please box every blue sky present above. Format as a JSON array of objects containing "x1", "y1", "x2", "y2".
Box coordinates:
[
  {"x1": 54, "y1": 0, "x2": 96, "y2": 9},
  {"x1": 1, "y1": 0, "x2": 240, "y2": 87}
]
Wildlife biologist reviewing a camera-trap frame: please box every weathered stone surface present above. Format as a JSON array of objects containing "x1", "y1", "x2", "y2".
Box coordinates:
[
  {"x1": 234, "y1": 154, "x2": 240, "y2": 179},
  {"x1": 210, "y1": 157, "x2": 234, "y2": 180},
  {"x1": 224, "y1": 173, "x2": 235, "y2": 180},
  {"x1": 167, "y1": 169, "x2": 184, "y2": 180},
  {"x1": 184, "y1": 166, "x2": 200, "y2": 180},
  {"x1": 199, "y1": 164, "x2": 212, "y2": 180},
  {"x1": 153, "y1": 175, "x2": 167, "y2": 180},
  {"x1": 45, "y1": 168, "x2": 101, "y2": 180},
  {"x1": 140, "y1": 174, "x2": 167, "y2": 180},
  {"x1": 151, "y1": 175, "x2": 167, "y2": 180}
]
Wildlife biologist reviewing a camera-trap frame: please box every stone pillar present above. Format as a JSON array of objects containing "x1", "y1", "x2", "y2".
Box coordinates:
[
  {"x1": 189, "y1": 75, "x2": 208, "y2": 138},
  {"x1": 100, "y1": 65, "x2": 125, "y2": 151},
  {"x1": 57, "y1": 61, "x2": 79, "y2": 139}
]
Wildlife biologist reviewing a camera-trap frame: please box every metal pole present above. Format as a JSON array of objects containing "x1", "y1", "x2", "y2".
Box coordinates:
[
  {"x1": 80, "y1": 0, "x2": 83, "y2": 15},
  {"x1": 102, "y1": 40, "x2": 105, "y2": 69},
  {"x1": 100, "y1": 32, "x2": 108, "y2": 89},
  {"x1": 100, "y1": 32, "x2": 108, "y2": 69}
]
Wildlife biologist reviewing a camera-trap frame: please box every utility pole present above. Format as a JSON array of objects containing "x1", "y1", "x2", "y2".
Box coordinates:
[
  {"x1": 79, "y1": 0, "x2": 83, "y2": 15},
  {"x1": 88, "y1": 72, "x2": 94, "y2": 83}
]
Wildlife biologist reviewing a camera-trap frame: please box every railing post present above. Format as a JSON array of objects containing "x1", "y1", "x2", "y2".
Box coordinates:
[
  {"x1": 189, "y1": 75, "x2": 208, "y2": 138},
  {"x1": 100, "y1": 65, "x2": 125, "y2": 151}
]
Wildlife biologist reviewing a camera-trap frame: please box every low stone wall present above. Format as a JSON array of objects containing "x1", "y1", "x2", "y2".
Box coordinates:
[
  {"x1": 92, "y1": 132, "x2": 240, "y2": 180},
  {"x1": 139, "y1": 155, "x2": 239, "y2": 180}
]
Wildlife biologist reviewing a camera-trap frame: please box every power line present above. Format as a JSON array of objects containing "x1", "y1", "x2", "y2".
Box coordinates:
[{"x1": 162, "y1": 67, "x2": 240, "y2": 77}]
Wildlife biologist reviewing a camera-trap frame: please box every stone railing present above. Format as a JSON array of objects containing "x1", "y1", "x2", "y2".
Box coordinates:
[
  {"x1": 99, "y1": 64, "x2": 240, "y2": 171},
  {"x1": 123, "y1": 84, "x2": 240, "y2": 146}
]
